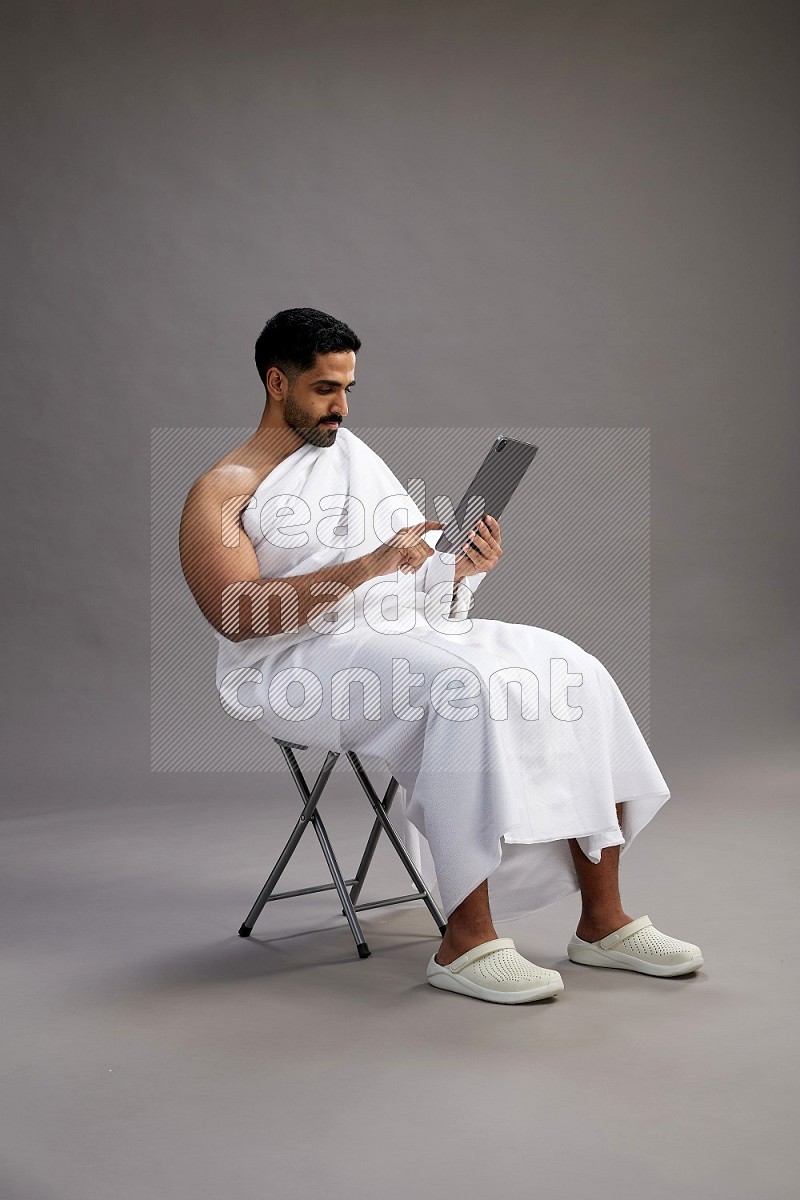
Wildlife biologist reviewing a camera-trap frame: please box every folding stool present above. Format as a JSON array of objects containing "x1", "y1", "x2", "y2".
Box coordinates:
[{"x1": 238, "y1": 738, "x2": 447, "y2": 958}]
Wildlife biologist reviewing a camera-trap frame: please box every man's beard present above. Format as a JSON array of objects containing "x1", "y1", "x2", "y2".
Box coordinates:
[{"x1": 284, "y1": 389, "x2": 340, "y2": 447}]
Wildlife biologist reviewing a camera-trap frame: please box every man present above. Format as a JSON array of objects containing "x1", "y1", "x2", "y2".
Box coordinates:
[{"x1": 179, "y1": 307, "x2": 703, "y2": 1004}]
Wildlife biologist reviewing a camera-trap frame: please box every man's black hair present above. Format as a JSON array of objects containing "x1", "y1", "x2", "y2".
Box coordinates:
[{"x1": 254, "y1": 308, "x2": 361, "y2": 388}]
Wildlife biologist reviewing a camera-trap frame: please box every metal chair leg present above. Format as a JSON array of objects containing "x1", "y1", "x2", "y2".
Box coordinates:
[
  {"x1": 309, "y1": 811, "x2": 370, "y2": 958},
  {"x1": 238, "y1": 741, "x2": 447, "y2": 957},
  {"x1": 238, "y1": 746, "x2": 339, "y2": 937},
  {"x1": 345, "y1": 751, "x2": 448, "y2": 935},
  {"x1": 347, "y1": 776, "x2": 400, "y2": 906}
]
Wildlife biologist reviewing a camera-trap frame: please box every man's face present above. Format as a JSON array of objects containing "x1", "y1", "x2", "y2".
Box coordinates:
[{"x1": 281, "y1": 350, "x2": 356, "y2": 448}]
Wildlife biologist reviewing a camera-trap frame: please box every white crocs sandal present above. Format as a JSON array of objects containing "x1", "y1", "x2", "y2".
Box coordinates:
[
  {"x1": 426, "y1": 937, "x2": 564, "y2": 1004},
  {"x1": 567, "y1": 915, "x2": 703, "y2": 977}
]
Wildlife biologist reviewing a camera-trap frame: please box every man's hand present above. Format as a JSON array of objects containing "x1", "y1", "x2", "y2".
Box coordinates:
[
  {"x1": 454, "y1": 514, "x2": 503, "y2": 582},
  {"x1": 368, "y1": 520, "x2": 444, "y2": 578}
]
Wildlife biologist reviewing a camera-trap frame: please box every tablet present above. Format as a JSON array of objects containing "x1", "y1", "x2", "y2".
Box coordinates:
[{"x1": 434, "y1": 436, "x2": 538, "y2": 556}]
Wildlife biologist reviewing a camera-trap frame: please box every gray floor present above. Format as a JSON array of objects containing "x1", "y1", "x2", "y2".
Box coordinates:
[{"x1": 2, "y1": 747, "x2": 797, "y2": 1200}]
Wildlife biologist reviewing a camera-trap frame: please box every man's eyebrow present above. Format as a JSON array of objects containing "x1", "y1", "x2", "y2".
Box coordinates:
[{"x1": 312, "y1": 379, "x2": 356, "y2": 388}]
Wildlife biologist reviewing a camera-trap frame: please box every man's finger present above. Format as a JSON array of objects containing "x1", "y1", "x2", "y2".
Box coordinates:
[
  {"x1": 394, "y1": 520, "x2": 443, "y2": 548},
  {"x1": 476, "y1": 518, "x2": 500, "y2": 547},
  {"x1": 469, "y1": 527, "x2": 492, "y2": 553},
  {"x1": 399, "y1": 520, "x2": 443, "y2": 534}
]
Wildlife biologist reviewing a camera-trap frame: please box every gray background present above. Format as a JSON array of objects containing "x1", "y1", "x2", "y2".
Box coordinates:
[
  {"x1": 2, "y1": 3, "x2": 798, "y2": 1199},
  {"x1": 2, "y1": 0, "x2": 798, "y2": 798}
]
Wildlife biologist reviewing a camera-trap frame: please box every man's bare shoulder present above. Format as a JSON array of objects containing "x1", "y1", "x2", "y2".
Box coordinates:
[
  {"x1": 186, "y1": 441, "x2": 266, "y2": 508},
  {"x1": 190, "y1": 461, "x2": 259, "y2": 502}
]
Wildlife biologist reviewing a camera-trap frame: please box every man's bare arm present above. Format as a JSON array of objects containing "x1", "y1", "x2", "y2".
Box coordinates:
[{"x1": 179, "y1": 466, "x2": 442, "y2": 643}]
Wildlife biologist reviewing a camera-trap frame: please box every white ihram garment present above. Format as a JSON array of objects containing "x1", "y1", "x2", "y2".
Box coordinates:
[{"x1": 214, "y1": 428, "x2": 670, "y2": 922}]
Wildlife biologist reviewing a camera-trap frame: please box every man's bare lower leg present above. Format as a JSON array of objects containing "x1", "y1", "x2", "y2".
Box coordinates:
[
  {"x1": 568, "y1": 802, "x2": 634, "y2": 941},
  {"x1": 435, "y1": 803, "x2": 634, "y2": 963},
  {"x1": 435, "y1": 880, "x2": 498, "y2": 966}
]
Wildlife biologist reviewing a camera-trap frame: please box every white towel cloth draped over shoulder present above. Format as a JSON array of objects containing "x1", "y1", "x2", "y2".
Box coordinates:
[{"x1": 214, "y1": 428, "x2": 670, "y2": 921}]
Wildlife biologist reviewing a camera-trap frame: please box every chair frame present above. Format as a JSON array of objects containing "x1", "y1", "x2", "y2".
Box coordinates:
[{"x1": 238, "y1": 739, "x2": 447, "y2": 958}]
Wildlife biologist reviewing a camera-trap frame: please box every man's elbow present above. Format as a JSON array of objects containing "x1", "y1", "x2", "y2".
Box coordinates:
[
  {"x1": 215, "y1": 619, "x2": 258, "y2": 645},
  {"x1": 215, "y1": 619, "x2": 282, "y2": 644},
  {"x1": 218, "y1": 626, "x2": 246, "y2": 645},
  {"x1": 216, "y1": 581, "x2": 293, "y2": 643}
]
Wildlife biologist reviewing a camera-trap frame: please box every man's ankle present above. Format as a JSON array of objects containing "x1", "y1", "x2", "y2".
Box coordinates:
[
  {"x1": 576, "y1": 910, "x2": 633, "y2": 941},
  {"x1": 436, "y1": 926, "x2": 499, "y2": 965}
]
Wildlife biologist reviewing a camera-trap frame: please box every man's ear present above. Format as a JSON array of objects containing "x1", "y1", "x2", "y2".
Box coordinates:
[{"x1": 265, "y1": 366, "x2": 287, "y2": 404}]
